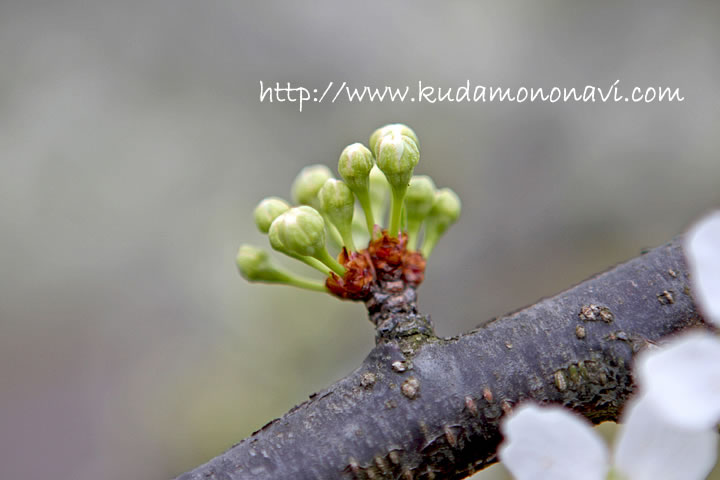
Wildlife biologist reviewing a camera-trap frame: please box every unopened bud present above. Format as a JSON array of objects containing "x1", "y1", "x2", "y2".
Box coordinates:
[
  {"x1": 319, "y1": 179, "x2": 356, "y2": 250},
  {"x1": 270, "y1": 206, "x2": 326, "y2": 258},
  {"x1": 377, "y1": 132, "x2": 420, "y2": 191},
  {"x1": 236, "y1": 244, "x2": 276, "y2": 281},
  {"x1": 421, "y1": 188, "x2": 462, "y2": 258},
  {"x1": 431, "y1": 188, "x2": 462, "y2": 226},
  {"x1": 405, "y1": 176, "x2": 436, "y2": 220},
  {"x1": 253, "y1": 197, "x2": 290, "y2": 234},
  {"x1": 338, "y1": 143, "x2": 376, "y2": 237},
  {"x1": 338, "y1": 143, "x2": 374, "y2": 192},
  {"x1": 269, "y1": 206, "x2": 346, "y2": 275},
  {"x1": 291, "y1": 165, "x2": 333, "y2": 209},
  {"x1": 377, "y1": 132, "x2": 420, "y2": 236},
  {"x1": 369, "y1": 123, "x2": 419, "y2": 158},
  {"x1": 404, "y1": 176, "x2": 436, "y2": 250},
  {"x1": 236, "y1": 244, "x2": 327, "y2": 292}
]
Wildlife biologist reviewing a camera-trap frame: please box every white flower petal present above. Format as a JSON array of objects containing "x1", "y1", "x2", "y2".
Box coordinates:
[
  {"x1": 637, "y1": 331, "x2": 720, "y2": 430},
  {"x1": 685, "y1": 210, "x2": 720, "y2": 327},
  {"x1": 614, "y1": 395, "x2": 718, "y2": 480},
  {"x1": 499, "y1": 404, "x2": 609, "y2": 480}
]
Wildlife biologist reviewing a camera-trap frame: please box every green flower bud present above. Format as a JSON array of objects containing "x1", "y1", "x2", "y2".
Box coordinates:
[
  {"x1": 319, "y1": 179, "x2": 356, "y2": 251},
  {"x1": 289, "y1": 164, "x2": 344, "y2": 247},
  {"x1": 253, "y1": 197, "x2": 290, "y2": 234},
  {"x1": 266, "y1": 218, "x2": 330, "y2": 275},
  {"x1": 269, "y1": 206, "x2": 345, "y2": 275},
  {"x1": 338, "y1": 143, "x2": 373, "y2": 191},
  {"x1": 236, "y1": 244, "x2": 327, "y2": 292},
  {"x1": 421, "y1": 188, "x2": 462, "y2": 258},
  {"x1": 271, "y1": 206, "x2": 325, "y2": 257},
  {"x1": 405, "y1": 175, "x2": 436, "y2": 218},
  {"x1": 432, "y1": 188, "x2": 462, "y2": 224},
  {"x1": 376, "y1": 132, "x2": 420, "y2": 236},
  {"x1": 404, "y1": 175, "x2": 436, "y2": 250},
  {"x1": 291, "y1": 164, "x2": 333, "y2": 209},
  {"x1": 369, "y1": 124, "x2": 419, "y2": 158},
  {"x1": 377, "y1": 132, "x2": 420, "y2": 190},
  {"x1": 268, "y1": 218, "x2": 288, "y2": 253},
  {"x1": 338, "y1": 143, "x2": 376, "y2": 237},
  {"x1": 236, "y1": 244, "x2": 274, "y2": 281}
]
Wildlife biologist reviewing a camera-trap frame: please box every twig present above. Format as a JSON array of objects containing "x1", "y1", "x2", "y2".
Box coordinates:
[{"x1": 176, "y1": 237, "x2": 706, "y2": 480}]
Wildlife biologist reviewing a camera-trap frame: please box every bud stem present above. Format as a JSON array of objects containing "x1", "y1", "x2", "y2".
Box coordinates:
[
  {"x1": 354, "y1": 188, "x2": 376, "y2": 239},
  {"x1": 371, "y1": 200, "x2": 387, "y2": 230},
  {"x1": 281, "y1": 274, "x2": 329, "y2": 292},
  {"x1": 337, "y1": 225, "x2": 357, "y2": 252},
  {"x1": 389, "y1": 186, "x2": 408, "y2": 238},
  {"x1": 369, "y1": 166, "x2": 390, "y2": 228},
  {"x1": 419, "y1": 188, "x2": 461, "y2": 257},
  {"x1": 316, "y1": 248, "x2": 347, "y2": 276},
  {"x1": 236, "y1": 245, "x2": 329, "y2": 292},
  {"x1": 320, "y1": 212, "x2": 345, "y2": 248},
  {"x1": 421, "y1": 227, "x2": 440, "y2": 258},
  {"x1": 289, "y1": 253, "x2": 332, "y2": 275},
  {"x1": 407, "y1": 219, "x2": 422, "y2": 250}
]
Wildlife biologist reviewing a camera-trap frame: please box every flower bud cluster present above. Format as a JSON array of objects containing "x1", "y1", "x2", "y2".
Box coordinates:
[{"x1": 236, "y1": 124, "x2": 461, "y2": 299}]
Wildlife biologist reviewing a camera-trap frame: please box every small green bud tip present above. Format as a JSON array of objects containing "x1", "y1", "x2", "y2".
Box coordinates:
[
  {"x1": 338, "y1": 143, "x2": 376, "y2": 237},
  {"x1": 271, "y1": 206, "x2": 326, "y2": 257},
  {"x1": 377, "y1": 132, "x2": 420, "y2": 188},
  {"x1": 236, "y1": 244, "x2": 274, "y2": 281},
  {"x1": 421, "y1": 188, "x2": 462, "y2": 258},
  {"x1": 431, "y1": 188, "x2": 462, "y2": 225},
  {"x1": 404, "y1": 175, "x2": 436, "y2": 250},
  {"x1": 369, "y1": 124, "x2": 419, "y2": 158},
  {"x1": 291, "y1": 164, "x2": 333, "y2": 209},
  {"x1": 268, "y1": 218, "x2": 287, "y2": 253},
  {"x1": 319, "y1": 179, "x2": 355, "y2": 214},
  {"x1": 377, "y1": 132, "x2": 420, "y2": 237},
  {"x1": 253, "y1": 197, "x2": 290, "y2": 234},
  {"x1": 338, "y1": 143, "x2": 374, "y2": 189},
  {"x1": 318, "y1": 179, "x2": 356, "y2": 251},
  {"x1": 236, "y1": 244, "x2": 327, "y2": 292},
  {"x1": 405, "y1": 175, "x2": 437, "y2": 219},
  {"x1": 270, "y1": 206, "x2": 346, "y2": 276}
]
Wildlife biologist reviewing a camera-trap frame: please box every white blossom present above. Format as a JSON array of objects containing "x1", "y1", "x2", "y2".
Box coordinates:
[
  {"x1": 500, "y1": 401, "x2": 717, "y2": 480},
  {"x1": 630, "y1": 210, "x2": 720, "y2": 431},
  {"x1": 499, "y1": 405, "x2": 609, "y2": 480},
  {"x1": 685, "y1": 210, "x2": 720, "y2": 326},
  {"x1": 637, "y1": 332, "x2": 720, "y2": 431},
  {"x1": 614, "y1": 394, "x2": 717, "y2": 480}
]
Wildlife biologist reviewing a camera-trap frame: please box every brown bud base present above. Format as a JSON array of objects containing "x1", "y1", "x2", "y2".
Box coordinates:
[{"x1": 326, "y1": 232, "x2": 426, "y2": 301}]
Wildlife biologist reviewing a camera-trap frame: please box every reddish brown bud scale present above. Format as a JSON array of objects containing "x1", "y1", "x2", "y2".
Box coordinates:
[
  {"x1": 325, "y1": 231, "x2": 426, "y2": 300},
  {"x1": 326, "y1": 251, "x2": 375, "y2": 300},
  {"x1": 402, "y1": 251, "x2": 426, "y2": 287}
]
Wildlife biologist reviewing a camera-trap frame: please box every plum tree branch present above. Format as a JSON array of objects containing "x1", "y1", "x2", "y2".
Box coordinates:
[{"x1": 176, "y1": 237, "x2": 707, "y2": 480}]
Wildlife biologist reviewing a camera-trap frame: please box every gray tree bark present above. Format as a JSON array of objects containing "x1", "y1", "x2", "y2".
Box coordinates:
[{"x1": 176, "y1": 237, "x2": 707, "y2": 480}]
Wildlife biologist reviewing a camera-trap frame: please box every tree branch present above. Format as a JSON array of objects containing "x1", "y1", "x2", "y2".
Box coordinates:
[{"x1": 176, "y1": 237, "x2": 706, "y2": 480}]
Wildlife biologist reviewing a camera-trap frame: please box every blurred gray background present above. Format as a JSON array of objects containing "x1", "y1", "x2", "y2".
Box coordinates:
[{"x1": 1, "y1": 1, "x2": 719, "y2": 479}]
